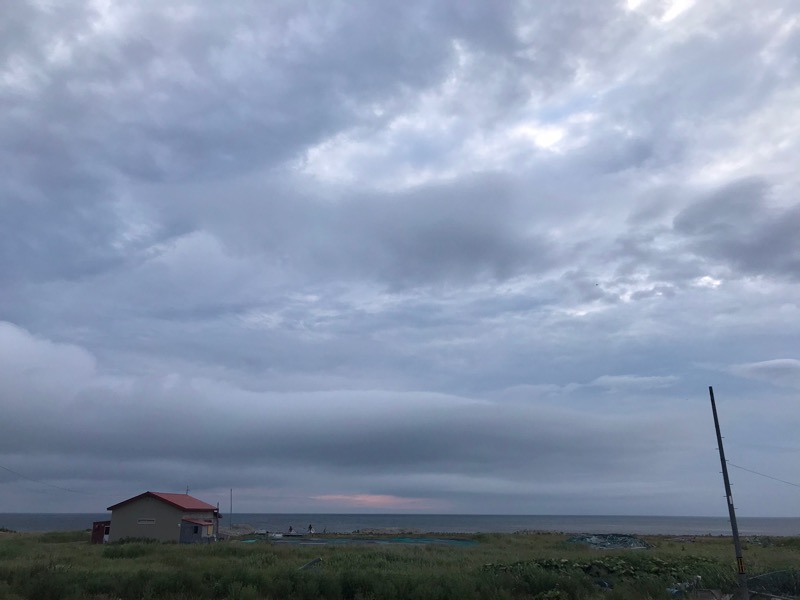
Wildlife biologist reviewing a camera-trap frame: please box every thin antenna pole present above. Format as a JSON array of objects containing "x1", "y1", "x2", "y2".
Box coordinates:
[
  {"x1": 230, "y1": 488, "x2": 233, "y2": 527},
  {"x1": 709, "y1": 386, "x2": 748, "y2": 600}
]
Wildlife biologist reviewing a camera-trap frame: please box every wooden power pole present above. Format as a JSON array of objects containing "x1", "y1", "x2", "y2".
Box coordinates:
[{"x1": 709, "y1": 386, "x2": 748, "y2": 599}]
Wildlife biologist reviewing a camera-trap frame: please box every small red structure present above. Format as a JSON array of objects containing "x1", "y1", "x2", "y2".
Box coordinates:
[{"x1": 91, "y1": 520, "x2": 111, "y2": 544}]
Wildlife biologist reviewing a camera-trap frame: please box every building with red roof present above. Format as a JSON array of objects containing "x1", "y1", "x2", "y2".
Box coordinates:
[{"x1": 106, "y1": 491, "x2": 220, "y2": 543}]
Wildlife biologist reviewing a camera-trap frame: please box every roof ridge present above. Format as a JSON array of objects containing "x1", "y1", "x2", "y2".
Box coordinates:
[{"x1": 107, "y1": 491, "x2": 218, "y2": 512}]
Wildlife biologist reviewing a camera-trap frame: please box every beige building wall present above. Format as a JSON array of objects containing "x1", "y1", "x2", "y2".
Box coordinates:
[{"x1": 108, "y1": 496, "x2": 185, "y2": 542}]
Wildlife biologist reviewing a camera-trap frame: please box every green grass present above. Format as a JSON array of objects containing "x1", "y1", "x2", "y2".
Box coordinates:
[{"x1": 0, "y1": 531, "x2": 797, "y2": 599}]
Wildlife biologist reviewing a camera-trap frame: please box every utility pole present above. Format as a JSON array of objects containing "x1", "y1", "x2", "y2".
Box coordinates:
[
  {"x1": 709, "y1": 386, "x2": 748, "y2": 600},
  {"x1": 230, "y1": 488, "x2": 233, "y2": 527}
]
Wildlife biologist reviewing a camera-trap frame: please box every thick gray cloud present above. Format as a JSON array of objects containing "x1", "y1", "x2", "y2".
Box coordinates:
[
  {"x1": 1, "y1": 0, "x2": 799, "y2": 516},
  {"x1": 674, "y1": 178, "x2": 800, "y2": 280}
]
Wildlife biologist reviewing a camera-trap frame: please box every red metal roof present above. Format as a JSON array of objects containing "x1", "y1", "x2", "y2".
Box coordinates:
[{"x1": 107, "y1": 491, "x2": 218, "y2": 513}]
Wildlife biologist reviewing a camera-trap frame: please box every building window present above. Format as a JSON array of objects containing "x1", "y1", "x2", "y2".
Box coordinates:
[
  {"x1": 137, "y1": 518, "x2": 156, "y2": 525},
  {"x1": 193, "y1": 525, "x2": 199, "y2": 534}
]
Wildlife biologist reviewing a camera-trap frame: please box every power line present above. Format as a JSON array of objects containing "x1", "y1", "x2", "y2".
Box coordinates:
[
  {"x1": 0, "y1": 462, "x2": 183, "y2": 499},
  {"x1": 728, "y1": 462, "x2": 800, "y2": 489},
  {"x1": 0, "y1": 462, "x2": 86, "y2": 493}
]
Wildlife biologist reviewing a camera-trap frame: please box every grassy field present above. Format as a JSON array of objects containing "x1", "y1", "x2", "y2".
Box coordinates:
[{"x1": 0, "y1": 530, "x2": 798, "y2": 599}]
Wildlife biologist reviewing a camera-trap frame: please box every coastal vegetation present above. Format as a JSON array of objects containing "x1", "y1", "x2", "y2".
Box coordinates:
[{"x1": 0, "y1": 530, "x2": 798, "y2": 599}]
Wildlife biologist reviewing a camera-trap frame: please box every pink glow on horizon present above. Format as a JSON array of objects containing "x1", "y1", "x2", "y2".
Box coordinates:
[{"x1": 311, "y1": 493, "x2": 445, "y2": 510}]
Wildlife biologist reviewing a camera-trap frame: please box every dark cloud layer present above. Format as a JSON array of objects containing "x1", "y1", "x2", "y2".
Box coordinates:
[
  {"x1": 1, "y1": 0, "x2": 799, "y2": 515},
  {"x1": 674, "y1": 178, "x2": 800, "y2": 280}
]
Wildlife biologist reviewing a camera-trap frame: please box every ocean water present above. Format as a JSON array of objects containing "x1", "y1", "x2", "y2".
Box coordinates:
[{"x1": 2, "y1": 513, "x2": 799, "y2": 536}]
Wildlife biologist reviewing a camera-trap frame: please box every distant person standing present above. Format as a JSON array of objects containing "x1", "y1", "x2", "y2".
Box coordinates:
[
  {"x1": 308, "y1": 524, "x2": 315, "y2": 535},
  {"x1": 288, "y1": 525, "x2": 293, "y2": 534}
]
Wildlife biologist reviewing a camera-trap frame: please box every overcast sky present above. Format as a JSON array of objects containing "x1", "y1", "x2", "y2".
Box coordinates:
[{"x1": 1, "y1": 0, "x2": 799, "y2": 517}]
